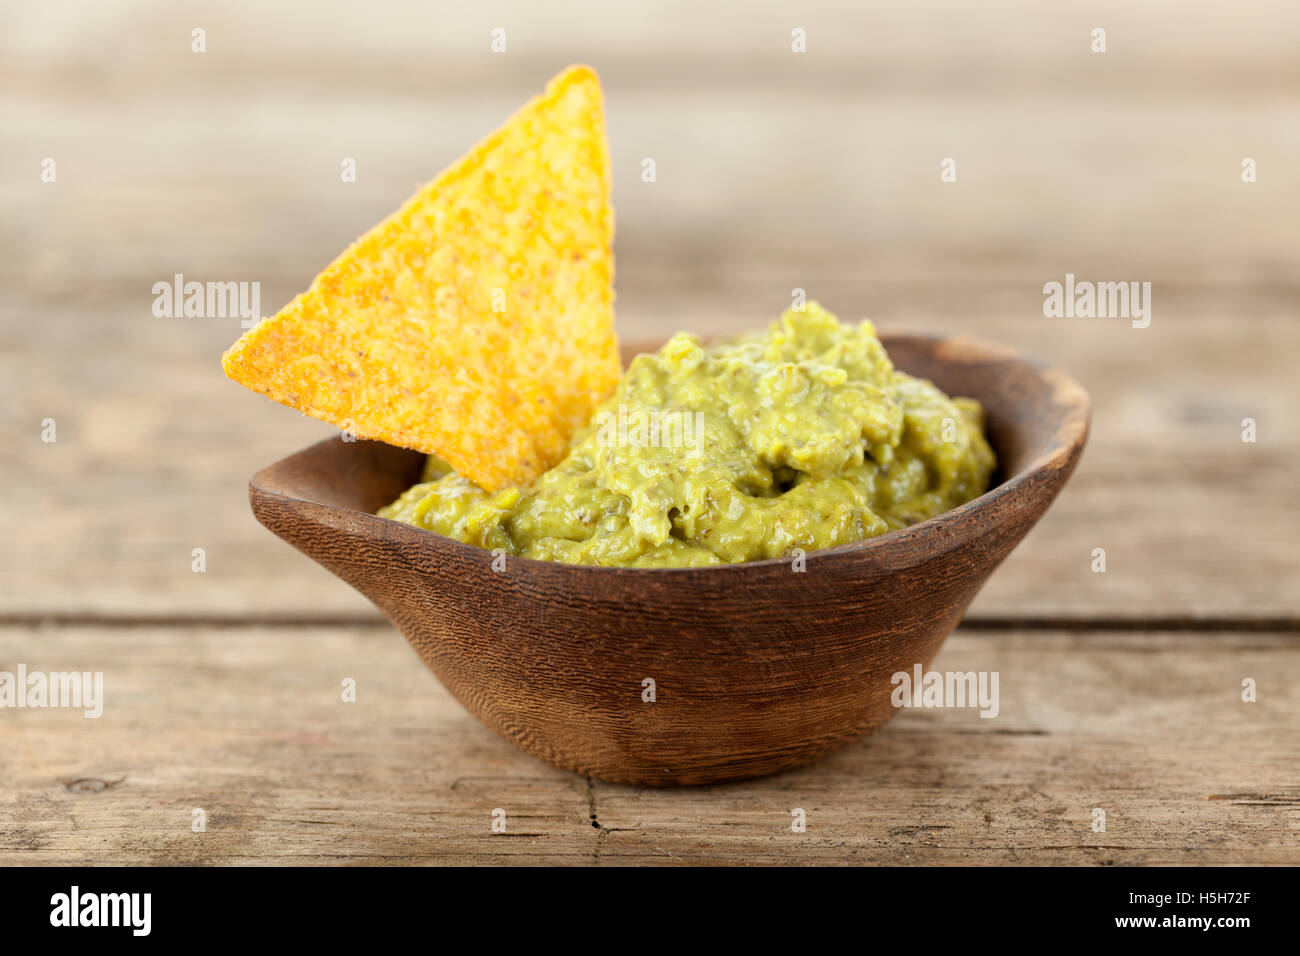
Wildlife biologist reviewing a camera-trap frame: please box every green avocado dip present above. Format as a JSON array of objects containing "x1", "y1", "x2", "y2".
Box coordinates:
[{"x1": 379, "y1": 303, "x2": 996, "y2": 568}]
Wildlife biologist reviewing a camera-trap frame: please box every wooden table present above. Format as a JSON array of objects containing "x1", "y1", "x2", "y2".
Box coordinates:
[{"x1": 2, "y1": 1, "x2": 1297, "y2": 865}]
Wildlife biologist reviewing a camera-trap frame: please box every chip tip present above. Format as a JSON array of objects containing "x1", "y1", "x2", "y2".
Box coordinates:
[{"x1": 555, "y1": 63, "x2": 600, "y2": 90}]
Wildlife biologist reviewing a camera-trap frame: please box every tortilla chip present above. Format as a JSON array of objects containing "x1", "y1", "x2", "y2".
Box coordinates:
[{"x1": 222, "y1": 65, "x2": 618, "y2": 491}]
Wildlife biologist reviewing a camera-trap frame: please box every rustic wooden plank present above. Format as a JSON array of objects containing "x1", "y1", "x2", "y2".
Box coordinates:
[
  {"x1": 592, "y1": 630, "x2": 1300, "y2": 864},
  {"x1": 4, "y1": 92, "x2": 1296, "y2": 288},
  {"x1": 1, "y1": 624, "x2": 1294, "y2": 865},
  {"x1": 2, "y1": 1, "x2": 1296, "y2": 619},
  {"x1": 0, "y1": 624, "x2": 595, "y2": 864},
  {"x1": 3, "y1": 2, "x2": 1298, "y2": 289},
  {"x1": 1, "y1": 291, "x2": 1294, "y2": 618},
  {"x1": 4, "y1": 1, "x2": 1297, "y2": 96}
]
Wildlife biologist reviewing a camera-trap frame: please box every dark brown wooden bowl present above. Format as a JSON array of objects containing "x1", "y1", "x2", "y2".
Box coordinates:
[{"x1": 249, "y1": 333, "x2": 1089, "y2": 786}]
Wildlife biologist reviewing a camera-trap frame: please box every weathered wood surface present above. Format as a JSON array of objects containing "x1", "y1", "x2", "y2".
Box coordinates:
[
  {"x1": 4, "y1": 1, "x2": 1298, "y2": 281},
  {"x1": 2, "y1": 0, "x2": 1297, "y2": 619},
  {"x1": 1, "y1": 625, "x2": 1294, "y2": 865},
  {"x1": 1, "y1": 0, "x2": 1297, "y2": 864},
  {"x1": 3, "y1": 300, "x2": 1295, "y2": 619}
]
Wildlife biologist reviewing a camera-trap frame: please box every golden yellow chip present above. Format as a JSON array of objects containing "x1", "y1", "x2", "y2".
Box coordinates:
[{"x1": 222, "y1": 65, "x2": 618, "y2": 491}]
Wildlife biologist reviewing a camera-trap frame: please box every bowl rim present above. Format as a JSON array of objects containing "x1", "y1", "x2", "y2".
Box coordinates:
[{"x1": 251, "y1": 330, "x2": 1091, "y2": 577}]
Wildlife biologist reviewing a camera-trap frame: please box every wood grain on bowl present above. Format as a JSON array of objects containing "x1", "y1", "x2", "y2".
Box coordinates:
[{"x1": 248, "y1": 333, "x2": 1090, "y2": 785}]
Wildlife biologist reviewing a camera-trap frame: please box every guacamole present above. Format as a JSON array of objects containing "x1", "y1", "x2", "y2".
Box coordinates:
[{"x1": 379, "y1": 304, "x2": 996, "y2": 567}]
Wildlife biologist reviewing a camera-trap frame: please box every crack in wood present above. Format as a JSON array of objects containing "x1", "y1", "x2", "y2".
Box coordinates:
[
  {"x1": 1205, "y1": 792, "x2": 1300, "y2": 806},
  {"x1": 61, "y1": 776, "x2": 126, "y2": 793}
]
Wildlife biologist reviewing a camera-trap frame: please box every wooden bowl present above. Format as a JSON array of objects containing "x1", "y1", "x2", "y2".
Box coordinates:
[{"x1": 249, "y1": 333, "x2": 1090, "y2": 786}]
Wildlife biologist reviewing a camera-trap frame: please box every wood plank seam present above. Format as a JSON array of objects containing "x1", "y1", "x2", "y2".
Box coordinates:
[{"x1": 1, "y1": 614, "x2": 1296, "y2": 632}]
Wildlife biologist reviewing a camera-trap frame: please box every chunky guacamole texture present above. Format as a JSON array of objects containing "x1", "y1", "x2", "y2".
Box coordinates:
[{"x1": 379, "y1": 304, "x2": 996, "y2": 567}]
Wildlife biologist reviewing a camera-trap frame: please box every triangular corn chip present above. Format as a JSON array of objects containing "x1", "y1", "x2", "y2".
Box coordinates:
[{"x1": 222, "y1": 65, "x2": 618, "y2": 491}]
